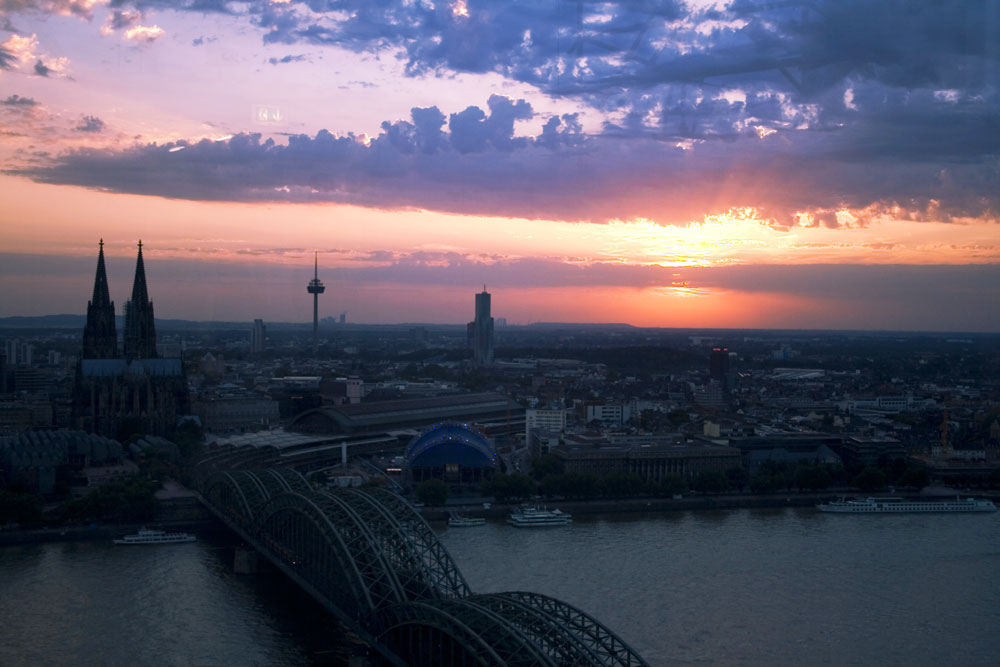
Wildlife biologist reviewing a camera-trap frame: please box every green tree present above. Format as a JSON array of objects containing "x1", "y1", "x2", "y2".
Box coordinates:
[
  {"x1": 0, "y1": 490, "x2": 44, "y2": 526},
  {"x1": 561, "y1": 473, "x2": 600, "y2": 500},
  {"x1": 898, "y1": 466, "x2": 930, "y2": 490},
  {"x1": 853, "y1": 467, "x2": 887, "y2": 493},
  {"x1": 750, "y1": 472, "x2": 781, "y2": 494},
  {"x1": 725, "y1": 467, "x2": 749, "y2": 492},
  {"x1": 530, "y1": 454, "x2": 564, "y2": 480},
  {"x1": 537, "y1": 473, "x2": 563, "y2": 499},
  {"x1": 603, "y1": 472, "x2": 644, "y2": 498},
  {"x1": 485, "y1": 474, "x2": 536, "y2": 502},
  {"x1": 651, "y1": 475, "x2": 686, "y2": 497},
  {"x1": 415, "y1": 479, "x2": 449, "y2": 507},
  {"x1": 691, "y1": 470, "x2": 730, "y2": 493},
  {"x1": 795, "y1": 464, "x2": 832, "y2": 491},
  {"x1": 60, "y1": 476, "x2": 158, "y2": 523}
]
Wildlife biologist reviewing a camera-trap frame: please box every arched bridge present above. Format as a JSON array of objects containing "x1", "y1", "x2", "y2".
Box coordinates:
[{"x1": 199, "y1": 465, "x2": 649, "y2": 666}]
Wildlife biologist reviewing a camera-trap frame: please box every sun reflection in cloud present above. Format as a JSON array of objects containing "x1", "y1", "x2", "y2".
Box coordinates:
[{"x1": 600, "y1": 209, "x2": 1000, "y2": 270}]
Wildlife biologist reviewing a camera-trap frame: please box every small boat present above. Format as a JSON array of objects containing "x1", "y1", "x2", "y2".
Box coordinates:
[
  {"x1": 817, "y1": 496, "x2": 997, "y2": 514},
  {"x1": 113, "y1": 527, "x2": 197, "y2": 544},
  {"x1": 448, "y1": 512, "x2": 486, "y2": 527},
  {"x1": 507, "y1": 506, "x2": 572, "y2": 527}
]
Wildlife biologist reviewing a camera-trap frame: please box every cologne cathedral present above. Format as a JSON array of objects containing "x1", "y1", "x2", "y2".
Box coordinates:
[{"x1": 73, "y1": 241, "x2": 188, "y2": 439}]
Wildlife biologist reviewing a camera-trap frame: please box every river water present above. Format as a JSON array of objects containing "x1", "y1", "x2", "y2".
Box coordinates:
[{"x1": 2, "y1": 508, "x2": 999, "y2": 666}]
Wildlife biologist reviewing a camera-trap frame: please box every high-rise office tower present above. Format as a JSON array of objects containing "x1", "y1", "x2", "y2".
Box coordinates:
[
  {"x1": 471, "y1": 286, "x2": 494, "y2": 366},
  {"x1": 251, "y1": 319, "x2": 267, "y2": 355},
  {"x1": 709, "y1": 346, "x2": 736, "y2": 392},
  {"x1": 123, "y1": 240, "x2": 158, "y2": 360},
  {"x1": 82, "y1": 239, "x2": 119, "y2": 359},
  {"x1": 306, "y1": 252, "x2": 325, "y2": 352}
]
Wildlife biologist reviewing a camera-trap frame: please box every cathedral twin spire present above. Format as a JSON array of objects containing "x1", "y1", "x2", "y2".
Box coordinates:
[
  {"x1": 82, "y1": 240, "x2": 158, "y2": 360},
  {"x1": 82, "y1": 239, "x2": 117, "y2": 358},
  {"x1": 123, "y1": 240, "x2": 157, "y2": 360}
]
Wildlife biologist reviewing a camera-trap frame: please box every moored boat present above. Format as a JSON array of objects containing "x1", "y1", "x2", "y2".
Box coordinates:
[
  {"x1": 113, "y1": 527, "x2": 197, "y2": 544},
  {"x1": 817, "y1": 496, "x2": 996, "y2": 514},
  {"x1": 507, "y1": 506, "x2": 572, "y2": 527},
  {"x1": 448, "y1": 512, "x2": 486, "y2": 527}
]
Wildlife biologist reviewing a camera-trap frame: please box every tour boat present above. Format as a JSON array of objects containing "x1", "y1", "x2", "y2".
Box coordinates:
[
  {"x1": 448, "y1": 513, "x2": 486, "y2": 527},
  {"x1": 113, "y1": 527, "x2": 197, "y2": 544},
  {"x1": 507, "y1": 506, "x2": 572, "y2": 527},
  {"x1": 817, "y1": 496, "x2": 996, "y2": 514}
]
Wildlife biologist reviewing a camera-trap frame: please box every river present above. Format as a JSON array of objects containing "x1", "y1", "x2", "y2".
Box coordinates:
[{"x1": 2, "y1": 507, "x2": 998, "y2": 666}]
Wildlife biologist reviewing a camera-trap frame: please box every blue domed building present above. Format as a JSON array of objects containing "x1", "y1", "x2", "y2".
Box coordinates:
[{"x1": 405, "y1": 422, "x2": 497, "y2": 485}]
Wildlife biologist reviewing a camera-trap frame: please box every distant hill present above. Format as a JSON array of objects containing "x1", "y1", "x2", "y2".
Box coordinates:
[
  {"x1": 0, "y1": 314, "x2": 87, "y2": 328},
  {"x1": 0, "y1": 314, "x2": 250, "y2": 330},
  {"x1": 526, "y1": 322, "x2": 637, "y2": 330}
]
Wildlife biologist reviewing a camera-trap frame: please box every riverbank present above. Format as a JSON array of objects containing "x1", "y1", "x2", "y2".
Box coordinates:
[
  {"x1": 0, "y1": 495, "x2": 218, "y2": 546},
  {"x1": 420, "y1": 490, "x2": 1000, "y2": 521},
  {"x1": 5, "y1": 488, "x2": 998, "y2": 545}
]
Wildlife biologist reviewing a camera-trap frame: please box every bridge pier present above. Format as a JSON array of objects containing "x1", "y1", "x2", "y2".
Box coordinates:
[{"x1": 234, "y1": 546, "x2": 260, "y2": 574}]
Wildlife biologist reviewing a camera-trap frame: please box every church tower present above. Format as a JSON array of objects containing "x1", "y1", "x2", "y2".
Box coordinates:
[
  {"x1": 82, "y1": 239, "x2": 118, "y2": 359},
  {"x1": 123, "y1": 240, "x2": 158, "y2": 360}
]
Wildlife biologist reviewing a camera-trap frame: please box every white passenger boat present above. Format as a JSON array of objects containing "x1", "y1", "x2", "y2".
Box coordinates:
[
  {"x1": 817, "y1": 496, "x2": 997, "y2": 514},
  {"x1": 507, "y1": 506, "x2": 572, "y2": 527},
  {"x1": 448, "y1": 513, "x2": 486, "y2": 527},
  {"x1": 113, "y1": 527, "x2": 197, "y2": 544}
]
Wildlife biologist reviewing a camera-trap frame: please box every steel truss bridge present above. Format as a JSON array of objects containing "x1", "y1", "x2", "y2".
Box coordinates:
[{"x1": 195, "y1": 453, "x2": 649, "y2": 666}]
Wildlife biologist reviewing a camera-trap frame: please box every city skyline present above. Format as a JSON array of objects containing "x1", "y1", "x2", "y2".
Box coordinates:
[{"x1": 1, "y1": 2, "x2": 998, "y2": 331}]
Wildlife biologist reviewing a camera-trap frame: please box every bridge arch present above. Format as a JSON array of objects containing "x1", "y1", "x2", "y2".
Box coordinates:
[
  {"x1": 377, "y1": 598, "x2": 548, "y2": 667},
  {"x1": 494, "y1": 591, "x2": 648, "y2": 666},
  {"x1": 377, "y1": 593, "x2": 649, "y2": 667},
  {"x1": 196, "y1": 462, "x2": 650, "y2": 666},
  {"x1": 361, "y1": 487, "x2": 471, "y2": 598},
  {"x1": 202, "y1": 470, "x2": 264, "y2": 526},
  {"x1": 339, "y1": 488, "x2": 471, "y2": 600},
  {"x1": 252, "y1": 491, "x2": 389, "y2": 620}
]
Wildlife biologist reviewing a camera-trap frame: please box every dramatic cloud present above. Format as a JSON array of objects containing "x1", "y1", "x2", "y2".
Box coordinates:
[
  {"x1": 100, "y1": 9, "x2": 143, "y2": 36},
  {"x1": 0, "y1": 45, "x2": 16, "y2": 70},
  {"x1": 1, "y1": 32, "x2": 39, "y2": 64},
  {"x1": 3, "y1": 2, "x2": 996, "y2": 227},
  {"x1": 0, "y1": 32, "x2": 69, "y2": 76},
  {"x1": 123, "y1": 24, "x2": 164, "y2": 43},
  {"x1": 11, "y1": 89, "x2": 999, "y2": 226},
  {"x1": 267, "y1": 53, "x2": 306, "y2": 65},
  {"x1": 0, "y1": 1, "x2": 106, "y2": 21},
  {"x1": 74, "y1": 114, "x2": 104, "y2": 132},
  {"x1": 1, "y1": 93, "x2": 37, "y2": 106}
]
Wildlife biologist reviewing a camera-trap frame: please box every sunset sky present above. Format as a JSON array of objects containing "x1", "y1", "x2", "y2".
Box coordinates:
[{"x1": 1, "y1": 1, "x2": 998, "y2": 330}]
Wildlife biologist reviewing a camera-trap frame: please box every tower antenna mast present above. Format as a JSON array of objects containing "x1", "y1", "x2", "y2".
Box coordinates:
[{"x1": 306, "y1": 251, "x2": 326, "y2": 353}]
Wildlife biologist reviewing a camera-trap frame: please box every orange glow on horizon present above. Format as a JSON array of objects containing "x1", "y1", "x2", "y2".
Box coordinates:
[
  {"x1": 2, "y1": 176, "x2": 997, "y2": 328},
  {"x1": 3, "y1": 179, "x2": 996, "y2": 269}
]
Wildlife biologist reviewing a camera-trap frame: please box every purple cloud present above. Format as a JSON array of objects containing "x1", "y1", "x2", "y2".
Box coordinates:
[
  {"x1": 9, "y1": 89, "x2": 998, "y2": 227},
  {"x1": 74, "y1": 115, "x2": 105, "y2": 132},
  {"x1": 2, "y1": 94, "x2": 38, "y2": 106},
  {"x1": 3, "y1": 2, "x2": 998, "y2": 227}
]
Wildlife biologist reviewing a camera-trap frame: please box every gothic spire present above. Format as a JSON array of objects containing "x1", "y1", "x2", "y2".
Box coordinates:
[
  {"x1": 91, "y1": 238, "x2": 112, "y2": 308},
  {"x1": 123, "y1": 240, "x2": 158, "y2": 359},
  {"x1": 82, "y1": 239, "x2": 118, "y2": 359},
  {"x1": 130, "y1": 239, "x2": 150, "y2": 305}
]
